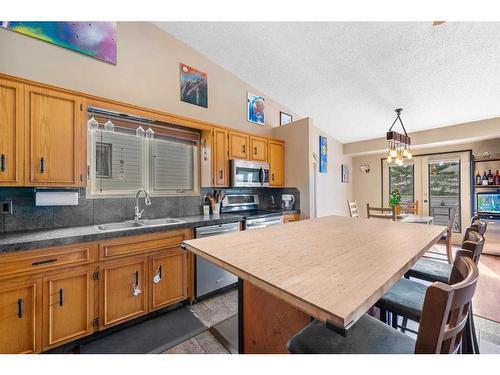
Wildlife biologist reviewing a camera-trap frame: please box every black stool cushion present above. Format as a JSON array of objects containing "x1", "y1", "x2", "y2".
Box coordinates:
[
  {"x1": 376, "y1": 278, "x2": 426, "y2": 322},
  {"x1": 406, "y1": 258, "x2": 452, "y2": 283},
  {"x1": 287, "y1": 315, "x2": 415, "y2": 354}
]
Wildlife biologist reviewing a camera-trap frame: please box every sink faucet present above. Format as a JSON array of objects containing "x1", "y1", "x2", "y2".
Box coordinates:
[{"x1": 134, "y1": 189, "x2": 151, "y2": 222}]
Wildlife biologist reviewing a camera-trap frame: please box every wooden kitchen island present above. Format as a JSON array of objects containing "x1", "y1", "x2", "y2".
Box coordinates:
[{"x1": 183, "y1": 216, "x2": 447, "y2": 353}]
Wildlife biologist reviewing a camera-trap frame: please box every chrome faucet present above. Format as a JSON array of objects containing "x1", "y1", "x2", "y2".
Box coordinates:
[{"x1": 134, "y1": 189, "x2": 151, "y2": 222}]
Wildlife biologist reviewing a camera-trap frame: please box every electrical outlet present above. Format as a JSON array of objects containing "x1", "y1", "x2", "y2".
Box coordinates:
[{"x1": 0, "y1": 200, "x2": 12, "y2": 214}]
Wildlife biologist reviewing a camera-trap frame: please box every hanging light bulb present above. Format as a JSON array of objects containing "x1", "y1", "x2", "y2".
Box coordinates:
[
  {"x1": 387, "y1": 155, "x2": 393, "y2": 163},
  {"x1": 87, "y1": 114, "x2": 99, "y2": 131},
  {"x1": 403, "y1": 147, "x2": 409, "y2": 157},
  {"x1": 390, "y1": 148, "x2": 397, "y2": 158},
  {"x1": 407, "y1": 150, "x2": 412, "y2": 159},
  {"x1": 104, "y1": 119, "x2": 115, "y2": 132}
]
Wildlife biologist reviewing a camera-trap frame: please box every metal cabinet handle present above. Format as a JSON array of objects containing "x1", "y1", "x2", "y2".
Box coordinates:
[
  {"x1": 32, "y1": 258, "x2": 57, "y2": 266},
  {"x1": 40, "y1": 157, "x2": 45, "y2": 174},
  {"x1": 135, "y1": 271, "x2": 139, "y2": 286},
  {"x1": 0, "y1": 154, "x2": 5, "y2": 172},
  {"x1": 272, "y1": 173, "x2": 275, "y2": 181},
  {"x1": 18, "y1": 298, "x2": 24, "y2": 319},
  {"x1": 254, "y1": 147, "x2": 257, "y2": 155},
  {"x1": 219, "y1": 170, "x2": 223, "y2": 179},
  {"x1": 59, "y1": 288, "x2": 64, "y2": 306},
  {"x1": 242, "y1": 144, "x2": 246, "y2": 153}
]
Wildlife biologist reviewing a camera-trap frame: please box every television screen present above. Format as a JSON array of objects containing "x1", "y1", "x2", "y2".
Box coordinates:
[{"x1": 477, "y1": 193, "x2": 500, "y2": 215}]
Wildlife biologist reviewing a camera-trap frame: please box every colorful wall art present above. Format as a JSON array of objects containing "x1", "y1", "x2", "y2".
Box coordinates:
[
  {"x1": 247, "y1": 92, "x2": 265, "y2": 125},
  {"x1": 319, "y1": 136, "x2": 328, "y2": 173},
  {"x1": 0, "y1": 22, "x2": 117, "y2": 64},
  {"x1": 180, "y1": 63, "x2": 208, "y2": 108}
]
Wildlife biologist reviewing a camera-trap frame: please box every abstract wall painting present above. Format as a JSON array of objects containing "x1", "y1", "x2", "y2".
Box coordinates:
[
  {"x1": 0, "y1": 22, "x2": 117, "y2": 64},
  {"x1": 247, "y1": 92, "x2": 265, "y2": 125},
  {"x1": 180, "y1": 63, "x2": 208, "y2": 108},
  {"x1": 319, "y1": 136, "x2": 328, "y2": 173}
]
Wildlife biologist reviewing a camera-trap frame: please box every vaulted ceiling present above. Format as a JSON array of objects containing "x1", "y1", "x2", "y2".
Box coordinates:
[{"x1": 154, "y1": 22, "x2": 500, "y2": 143}]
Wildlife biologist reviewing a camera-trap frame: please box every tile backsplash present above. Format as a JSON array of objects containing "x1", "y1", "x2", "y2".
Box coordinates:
[{"x1": 0, "y1": 187, "x2": 299, "y2": 233}]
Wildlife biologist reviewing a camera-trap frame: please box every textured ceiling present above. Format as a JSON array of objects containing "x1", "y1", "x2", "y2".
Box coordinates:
[{"x1": 154, "y1": 22, "x2": 500, "y2": 143}]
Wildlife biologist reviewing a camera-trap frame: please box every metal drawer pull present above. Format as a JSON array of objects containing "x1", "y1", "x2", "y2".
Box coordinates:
[
  {"x1": 219, "y1": 170, "x2": 223, "y2": 179},
  {"x1": 32, "y1": 258, "x2": 57, "y2": 266},
  {"x1": 40, "y1": 157, "x2": 45, "y2": 174},
  {"x1": 242, "y1": 144, "x2": 246, "y2": 153},
  {"x1": 153, "y1": 265, "x2": 162, "y2": 284},
  {"x1": 0, "y1": 154, "x2": 5, "y2": 172},
  {"x1": 59, "y1": 288, "x2": 64, "y2": 306},
  {"x1": 254, "y1": 147, "x2": 257, "y2": 155},
  {"x1": 133, "y1": 271, "x2": 142, "y2": 296},
  {"x1": 18, "y1": 298, "x2": 24, "y2": 319}
]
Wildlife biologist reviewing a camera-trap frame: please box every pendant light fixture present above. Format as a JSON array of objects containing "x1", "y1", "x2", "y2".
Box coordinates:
[{"x1": 386, "y1": 108, "x2": 412, "y2": 164}]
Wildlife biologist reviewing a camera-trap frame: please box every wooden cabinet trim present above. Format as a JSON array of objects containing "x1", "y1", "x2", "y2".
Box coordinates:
[{"x1": 0, "y1": 243, "x2": 98, "y2": 280}]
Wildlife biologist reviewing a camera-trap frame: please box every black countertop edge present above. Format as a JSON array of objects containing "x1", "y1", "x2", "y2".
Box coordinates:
[
  {"x1": 0, "y1": 208, "x2": 301, "y2": 254},
  {"x1": 0, "y1": 214, "x2": 245, "y2": 254}
]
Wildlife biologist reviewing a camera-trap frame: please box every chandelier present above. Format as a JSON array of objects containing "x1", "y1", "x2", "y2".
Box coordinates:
[{"x1": 386, "y1": 108, "x2": 412, "y2": 165}]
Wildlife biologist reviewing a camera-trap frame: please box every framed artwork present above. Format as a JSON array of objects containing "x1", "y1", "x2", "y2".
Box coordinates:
[
  {"x1": 319, "y1": 136, "x2": 327, "y2": 173},
  {"x1": 280, "y1": 111, "x2": 293, "y2": 126},
  {"x1": 342, "y1": 164, "x2": 350, "y2": 183},
  {"x1": 360, "y1": 164, "x2": 370, "y2": 174},
  {"x1": 0, "y1": 22, "x2": 117, "y2": 64},
  {"x1": 96, "y1": 142, "x2": 112, "y2": 178},
  {"x1": 247, "y1": 92, "x2": 265, "y2": 125},
  {"x1": 180, "y1": 63, "x2": 208, "y2": 108}
]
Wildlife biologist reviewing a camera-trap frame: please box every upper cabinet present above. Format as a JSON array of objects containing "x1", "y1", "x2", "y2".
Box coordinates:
[
  {"x1": 268, "y1": 140, "x2": 285, "y2": 187},
  {"x1": 250, "y1": 136, "x2": 267, "y2": 162},
  {"x1": 228, "y1": 131, "x2": 249, "y2": 160},
  {"x1": 213, "y1": 128, "x2": 229, "y2": 187},
  {"x1": 24, "y1": 85, "x2": 84, "y2": 187},
  {"x1": 0, "y1": 79, "x2": 24, "y2": 186}
]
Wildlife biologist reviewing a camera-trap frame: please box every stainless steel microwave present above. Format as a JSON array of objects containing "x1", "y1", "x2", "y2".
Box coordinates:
[{"x1": 230, "y1": 160, "x2": 270, "y2": 187}]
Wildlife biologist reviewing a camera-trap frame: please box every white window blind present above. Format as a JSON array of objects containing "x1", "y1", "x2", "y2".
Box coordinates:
[{"x1": 87, "y1": 110, "x2": 199, "y2": 198}]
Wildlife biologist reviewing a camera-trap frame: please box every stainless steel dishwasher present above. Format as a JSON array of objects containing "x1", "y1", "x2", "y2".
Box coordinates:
[{"x1": 195, "y1": 222, "x2": 240, "y2": 299}]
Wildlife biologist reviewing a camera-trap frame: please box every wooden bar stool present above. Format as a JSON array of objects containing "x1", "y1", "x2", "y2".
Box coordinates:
[{"x1": 287, "y1": 253, "x2": 479, "y2": 354}]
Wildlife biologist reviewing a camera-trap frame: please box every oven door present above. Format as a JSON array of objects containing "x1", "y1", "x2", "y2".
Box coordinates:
[{"x1": 231, "y1": 160, "x2": 269, "y2": 187}]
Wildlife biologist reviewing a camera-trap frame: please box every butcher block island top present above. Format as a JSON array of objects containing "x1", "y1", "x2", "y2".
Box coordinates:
[{"x1": 183, "y1": 215, "x2": 447, "y2": 329}]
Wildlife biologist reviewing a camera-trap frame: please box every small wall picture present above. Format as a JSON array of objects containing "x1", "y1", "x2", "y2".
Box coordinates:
[
  {"x1": 280, "y1": 111, "x2": 293, "y2": 126},
  {"x1": 180, "y1": 63, "x2": 208, "y2": 108},
  {"x1": 341, "y1": 164, "x2": 350, "y2": 183},
  {"x1": 247, "y1": 92, "x2": 265, "y2": 125},
  {"x1": 319, "y1": 136, "x2": 327, "y2": 173},
  {"x1": 360, "y1": 164, "x2": 370, "y2": 174}
]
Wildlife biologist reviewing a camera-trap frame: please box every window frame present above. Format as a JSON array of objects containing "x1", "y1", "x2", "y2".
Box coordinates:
[
  {"x1": 86, "y1": 113, "x2": 200, "y2": 199},
  {"x1": 388, "y1": 163, "x2": 415, "y2": 204}
]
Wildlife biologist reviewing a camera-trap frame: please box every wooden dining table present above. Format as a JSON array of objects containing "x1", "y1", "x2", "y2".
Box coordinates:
[{"x1": 183, "y1": 215, "x2": 447, "y2": 353}]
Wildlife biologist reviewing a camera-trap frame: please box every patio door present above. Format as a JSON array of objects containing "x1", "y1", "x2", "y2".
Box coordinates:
[{"x1": 383, "y1": 151, "x2": 471, "y2": 243}]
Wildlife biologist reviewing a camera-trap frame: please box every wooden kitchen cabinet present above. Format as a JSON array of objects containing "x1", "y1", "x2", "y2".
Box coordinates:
[
  {"x1": 42, "y1": 265, "x2": 97, "y2": 350},
  {"x1": 213, "y1": 128, "x2": 229, "y2": 186},
  {"x1": 268, "y1": 140, "x2": 285, "y2": 187},
  {"x1": 100, "y1": 256, "x2": 148, "y2": 329},
  {"x1": 0, "y1": 79, "x2": 24, "y2": 186},
  {"x1": 229, "y1": 131, "x2": 249, "y2": 160},
  {"x1": 150, "y1": 249, "x2": 187, "y2": 311},
  {"x1": 284, "y1": 213, "x2": 300, "y2": 223},
  {"x1": 250, "y1": 136, "x2": 267, "y2": 162},
  {"x1": 0, "y1": 277, "x2": 42, "y2": 353},
  {"x1": 24, "y1": 85, "x2": 84, "y2": 187}
]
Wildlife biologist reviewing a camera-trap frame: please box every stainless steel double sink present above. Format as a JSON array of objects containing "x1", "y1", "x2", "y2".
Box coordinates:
[{"x1": 96, "y1": 218, "x2": 185, "y2": 232}]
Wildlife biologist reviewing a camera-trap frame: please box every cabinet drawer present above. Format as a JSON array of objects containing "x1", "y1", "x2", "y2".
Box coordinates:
[
  {"x1": 0, "y1": 243, "x2": 98, "y2": 280},
  {"x1": 99, "y1": 229, "x2": 192, "y2": 260}
]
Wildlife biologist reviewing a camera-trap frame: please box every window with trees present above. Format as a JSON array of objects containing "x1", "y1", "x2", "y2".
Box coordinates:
[{"x1": 389, "y1": 164, "x2": 414, "y2": 205}]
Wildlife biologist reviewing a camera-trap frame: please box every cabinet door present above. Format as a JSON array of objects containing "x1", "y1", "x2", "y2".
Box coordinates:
[
  {"x1": 268, "y1": 141, "x2": 285, "y2": 187},
  {"x1": 229, "y1": 132, "x2": 249, "y2": 160},
  {"x1": 25, "y1": 85, "x2": 83, "y2": 186},
  {"x1": 150, "y1": 249, "x2": 187, "y2": 311},
  {"x1": 213, "y1": 128, "x2": 229, "y2": 186},
  {"x1": 0, "y1": 278, "x2": 42, "y2": 353},
  {"x1": 42, "y1": 266, "x2": 96, "y2": 350},
  {"x1": 250, "y1": 136, "x2": 267, "y2": 162},
  {"x1": 100, "y1": 257, "x2": 148, "y2": 329},
  {"x1": 0, "y1": 79, "x2": 24, "y2": 186}
]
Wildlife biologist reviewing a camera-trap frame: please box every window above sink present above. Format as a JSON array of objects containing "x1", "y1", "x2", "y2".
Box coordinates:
[{"x1": 87, "y1": 108, "x2": 200, "y2": 199}]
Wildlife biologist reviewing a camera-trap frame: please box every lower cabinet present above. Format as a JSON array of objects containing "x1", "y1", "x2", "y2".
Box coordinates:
[
  {"x1": 100, "y1": 256, "x2": 148, "y2": 329},
  {"x1": 42, "y1": 265, "x2": 97, "y2": 350},
  {"x1": 150, "y1": 249, "x2": 187, "y2": 311},
  {"x1": 0, "y1": 277, "x2": 42, "y2": 354}
]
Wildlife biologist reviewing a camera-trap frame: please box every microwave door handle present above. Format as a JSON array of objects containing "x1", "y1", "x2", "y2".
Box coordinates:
[{"x1": 260, "y1": 167, "x2": 264, "y2": 185}]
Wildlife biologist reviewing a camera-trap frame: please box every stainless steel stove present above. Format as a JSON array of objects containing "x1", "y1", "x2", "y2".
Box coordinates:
[{"x1": 221, "y1": 194, "x2": 284, "y2": 229}]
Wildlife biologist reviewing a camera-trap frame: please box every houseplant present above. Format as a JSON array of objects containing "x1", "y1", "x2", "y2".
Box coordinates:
[{"x1": 389, "y1": 189, "x2": 402, "y2": 216}]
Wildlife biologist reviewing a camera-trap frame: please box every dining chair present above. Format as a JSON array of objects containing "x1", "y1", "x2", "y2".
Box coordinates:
[
  {"x1": 347, "y1": 200, "x2": 360, "y2": 218},
  {"x1": 366, "y1": 204, "x2": 396, "y2": 221},
  {"x1": 287, "y1": 253, "x2": 479, "y2": 354},
  {"x1": 401, "y1": 200, "x2": 419, "y2": 215},
  {"x1": 424, "y1": 206, "x2": 458, "y2": 263}
]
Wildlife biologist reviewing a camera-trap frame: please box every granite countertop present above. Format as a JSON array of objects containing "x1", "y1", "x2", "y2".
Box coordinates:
[{"x1": 0, "y1": 214, "x2": 245, "y2": 253}]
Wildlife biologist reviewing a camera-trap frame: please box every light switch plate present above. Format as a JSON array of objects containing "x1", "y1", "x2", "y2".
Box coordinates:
[{"x1": 0, "y1": 200, "x2": 12, "y2": 214}]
